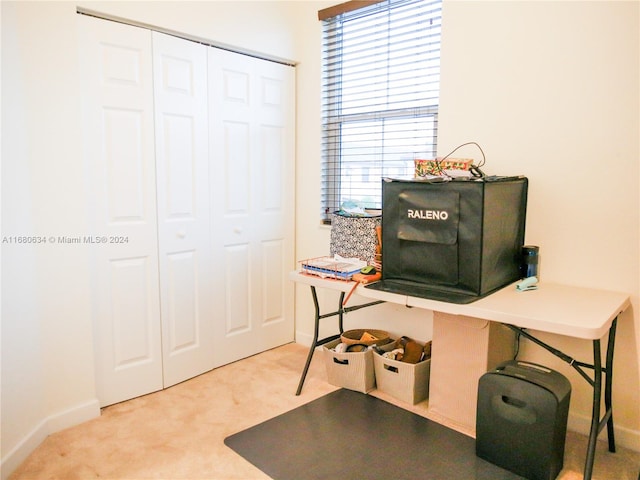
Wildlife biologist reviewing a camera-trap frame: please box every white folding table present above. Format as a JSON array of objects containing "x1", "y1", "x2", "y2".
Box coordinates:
[{"x1": 290, "y1": 270, "x2": 631, "y2": 480}]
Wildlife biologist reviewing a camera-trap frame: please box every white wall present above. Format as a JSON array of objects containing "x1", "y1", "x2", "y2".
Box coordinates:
[
  {"x1": 2, "y1": 3, "x2": 99, "y2": 476},
  {"x1": 437, "y1": 0, "x2": 640, "y2": 447},
  {"x1": 293, "y1": 0, "x2": 640, "y2": 451},
  {"x1": 75, "y1": 0, "x2": 300, "y2": 63},
  {"x1": 2, "y1": 1, "x2": 639, "y2": 477},
  {"x1": 0, "y1": 1, "x2": 304, "y2": 477}
]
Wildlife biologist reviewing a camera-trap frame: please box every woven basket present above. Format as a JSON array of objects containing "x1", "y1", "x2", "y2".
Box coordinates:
[{"x1": 341, "y1": 329, "x2": 390, "y2": 346}]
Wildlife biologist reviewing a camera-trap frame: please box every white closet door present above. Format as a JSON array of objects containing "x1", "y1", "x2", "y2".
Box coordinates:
[
  {"x1": 152, "y1": 32, "x2": 214, "y2": 387},
  {"x1": 79, "y1": 16, "x2": 163, "y2": 406},
  {"x1": 208, "y1": 48, "x2": 295, "y2": 366}
]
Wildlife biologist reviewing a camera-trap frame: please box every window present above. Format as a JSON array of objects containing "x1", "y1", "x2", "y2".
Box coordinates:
[{"x1": 319, "y1": 0, "x2": 442, "y2": 223}]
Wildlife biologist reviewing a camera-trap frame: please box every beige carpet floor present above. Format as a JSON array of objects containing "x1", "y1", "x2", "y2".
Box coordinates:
[{"x1": 8, "y1": 342, "x2": 640, "y2": 480}]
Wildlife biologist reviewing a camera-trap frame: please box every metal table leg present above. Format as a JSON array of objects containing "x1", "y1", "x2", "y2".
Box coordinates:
[
  {"x1": 295, "y1": 285, "x2": 384, "y2": 395},
  {"x1": 504, "y1": 317, "x2": 618, "y2": 480},
  {"x1": 584, "y1": 339, "x2": 602, "y2": 480},
  {"x1": 584, "y1": 317, "x2": 618, "y2": 479},
  {"x1": 295, "y1": 287, "x2": 343, "y2": 396},
  {"x1": 605, "y1": 318, "x2": 618, "y2": 453}
]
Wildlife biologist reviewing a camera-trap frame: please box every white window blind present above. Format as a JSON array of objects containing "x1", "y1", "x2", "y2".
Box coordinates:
[{"x1": 320, "y1": 0, "x2": 442, "y2": 223}]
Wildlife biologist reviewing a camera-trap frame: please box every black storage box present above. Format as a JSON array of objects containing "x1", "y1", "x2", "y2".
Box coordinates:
[
  {"x1": 366, "y1": 176, "x2": 528, "y2": 304},
  {"x1": 476, "y1": 360, "x2": 572, "y2": 480}
]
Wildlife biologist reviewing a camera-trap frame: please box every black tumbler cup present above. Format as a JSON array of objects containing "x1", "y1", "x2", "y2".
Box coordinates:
[{"x1": 521, "y1": 245, "x2": 539, "y2": 279}]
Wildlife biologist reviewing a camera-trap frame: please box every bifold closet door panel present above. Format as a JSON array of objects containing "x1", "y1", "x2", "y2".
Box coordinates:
[
  {"x1": 152, "y1": 31, "x2": 215, "y2": 388},
  {"x1": 79, "y1": 15, "x2": 163, "y2": 407},
  {"x1": 82, "y1": 13, "x2": 296, "y2": 404},
  {"x1": 208, "y1": 48, "x2": 296, "y2": 367}
]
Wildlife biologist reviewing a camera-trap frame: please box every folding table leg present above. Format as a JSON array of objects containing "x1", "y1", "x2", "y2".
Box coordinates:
[
  {"x1": 503, "y1": 319, "x2": 619, "y2": 480},
  {"x1": 295, "y1": 287, "x2": 344, "y2": 396},
  {"x1": 295, "y1": 284, "x2": 383, "y2": 396},
  {"x1": 605, "y1": 318, "x2": 618, "y2": 453},
  {"x1": 583, "y1": 339, "x2": 602, "y2": 480},
  {"x1": 583, "y1": 318, "x2": 618, "y2": 480}
]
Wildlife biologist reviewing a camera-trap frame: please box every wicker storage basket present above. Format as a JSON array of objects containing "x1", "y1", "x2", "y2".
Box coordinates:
[
  {"x1": 373, "y1": 348, "x2": 431, "y2": 404},
  {"x1": 340, "y1": 329, "x2": 390, "y2": 346}
]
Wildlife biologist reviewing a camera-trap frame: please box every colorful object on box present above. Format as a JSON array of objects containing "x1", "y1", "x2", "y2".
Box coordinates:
[{"x1": 414, "y1": 158, "x2": 473, "y2": 177}]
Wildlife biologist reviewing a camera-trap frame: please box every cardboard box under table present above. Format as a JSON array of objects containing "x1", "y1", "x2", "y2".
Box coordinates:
[
  {"x1": 427, "y1": 312, "x2": 515, "y2": 435},
  {"x1": 323, "y1": 339, "x2": 377, "y2": 393},
  {"x1": 373, "y1": 349, "x2": 431, "y2": 405}
]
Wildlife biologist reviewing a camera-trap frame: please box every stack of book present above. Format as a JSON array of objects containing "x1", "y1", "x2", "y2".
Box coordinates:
[{"x1": 299, "y1": 256, "x2": 366, "y2": 281}]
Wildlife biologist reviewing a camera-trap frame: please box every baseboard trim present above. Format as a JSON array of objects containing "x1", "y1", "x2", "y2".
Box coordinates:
[
  {"x1": 46, "y1": 398, "x2": 100, "y2": 433},
  {"x1": 0, "y1": 418, "x2": 49, "y2": 480},
  {"x1": 1, "y1": 399, "x2": 100, "y2": 480},
  {"x1": 566, "y1": 412, "x2": 639, "y2": 453},
  {"x1": 295, "y1": 330, "x2": 313, "y2": 347}
]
